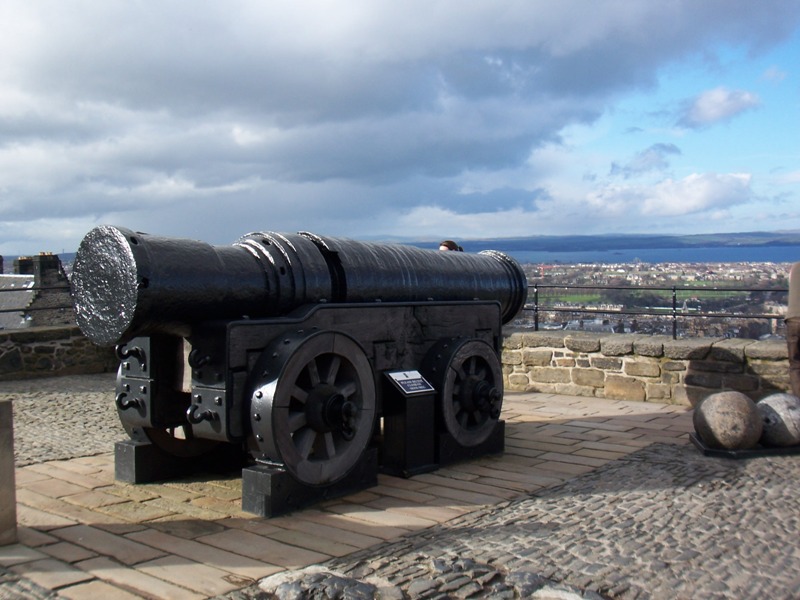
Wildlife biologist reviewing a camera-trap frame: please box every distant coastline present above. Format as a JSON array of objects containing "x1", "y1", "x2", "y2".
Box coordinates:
[
  {"x1": 412, "y1": 231, "x2": 800, "y2": 264},
  {"x1": 4, "y1": 230, "x2": 800, "y2": 269}
]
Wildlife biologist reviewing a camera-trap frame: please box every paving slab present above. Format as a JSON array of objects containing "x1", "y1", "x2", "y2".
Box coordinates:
[{"x1": 3, "y1": 373, "x2": 798, "y2": 599}]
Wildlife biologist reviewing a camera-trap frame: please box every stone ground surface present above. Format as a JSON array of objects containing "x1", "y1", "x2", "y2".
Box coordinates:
[{"x1": 1, "y1": 374, "x2": 799, "y2": 599}]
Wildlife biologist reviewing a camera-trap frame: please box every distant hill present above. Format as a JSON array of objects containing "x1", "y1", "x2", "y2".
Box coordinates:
[
  {"x1": 4, "y1": 231, "x2": 800, "y2": 271},
  {"x1": 410, "y1": 231, "x2": 800, "y2": 253}
]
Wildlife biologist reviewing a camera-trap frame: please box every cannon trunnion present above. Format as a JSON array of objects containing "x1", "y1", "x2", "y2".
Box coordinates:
[{"x1": 72, "y1": 226, "x2": 526, "y2": 516}]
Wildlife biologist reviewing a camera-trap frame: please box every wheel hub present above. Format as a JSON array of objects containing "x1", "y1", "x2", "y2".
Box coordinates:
[{"x1": 306, "y1": 384, "x2": 359, "y2": 440}]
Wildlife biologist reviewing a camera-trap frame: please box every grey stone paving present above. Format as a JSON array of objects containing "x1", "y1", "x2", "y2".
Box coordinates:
[
  {"x1": 220, "y1": 443, "x2": 800, "y2": 600},
  {"x1": 0, "y1": 373, "x2": 122, "y2": 466},
  {"x1": 5, "y1": 374, "x2": 800, "y2": 598},
  {"x1": 1, "y1": 373, "x2": 120, "y2": 599}
]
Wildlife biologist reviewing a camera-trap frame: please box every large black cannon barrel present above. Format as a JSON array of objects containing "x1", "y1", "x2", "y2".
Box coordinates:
[{"x1": 71, "y1": 225, "x2": 528, "y2": 346}]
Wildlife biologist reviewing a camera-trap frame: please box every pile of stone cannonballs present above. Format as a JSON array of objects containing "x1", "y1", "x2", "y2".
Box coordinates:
[{"x1": 693, "y1": 391, "x2": 800, "y2": 451}]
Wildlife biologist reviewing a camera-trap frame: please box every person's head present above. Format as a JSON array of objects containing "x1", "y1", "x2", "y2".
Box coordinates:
[{"x1": 439, "y1": 240, "x2": 463, "y2": 251}]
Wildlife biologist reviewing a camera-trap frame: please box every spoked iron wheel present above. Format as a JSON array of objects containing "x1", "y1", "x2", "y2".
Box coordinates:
[
  {"x1": 424, "y1": 338, "x2": 503, "y2": 447},
  {"x1": 249, "y1": 330, "x2": 376, "y2": 486}
]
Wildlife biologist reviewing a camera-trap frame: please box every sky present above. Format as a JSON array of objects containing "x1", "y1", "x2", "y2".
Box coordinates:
[{"x1": 1, "y1": 1, "x2": 799, "y2": 256}]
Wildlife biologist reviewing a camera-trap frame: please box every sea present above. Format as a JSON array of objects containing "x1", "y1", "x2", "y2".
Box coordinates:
[{"x1": 498, "y1": 245, "x2": 800, "y2": 265}]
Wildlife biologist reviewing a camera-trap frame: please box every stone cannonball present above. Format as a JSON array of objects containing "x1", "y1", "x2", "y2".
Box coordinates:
[
  {"x1": 693, "y1": 391, "x2": 763, "y2": 450},
  {"x1": 757, "y1": 393, "x2": 800, "y2": 447}
]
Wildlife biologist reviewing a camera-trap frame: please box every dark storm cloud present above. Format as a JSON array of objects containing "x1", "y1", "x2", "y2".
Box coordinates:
[{"x1": 1, "y1": 0, "x2": 799, "y2": 253}]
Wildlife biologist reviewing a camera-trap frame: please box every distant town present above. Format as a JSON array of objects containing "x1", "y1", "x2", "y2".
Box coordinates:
[{"x1": 512, "y1": 259, "x2": 791, "y2": 339}]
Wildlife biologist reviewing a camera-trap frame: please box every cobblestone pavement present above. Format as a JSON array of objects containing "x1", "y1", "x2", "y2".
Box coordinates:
[
  {"x1": 0, "y1": 373, "x2": 122, "y2": 467},
  {"x1": 3, "y1": 374, "x2": 800, "y2": 599},
  {"x1": 216, "y1": 442, "x2": 800, "y2": 600}
]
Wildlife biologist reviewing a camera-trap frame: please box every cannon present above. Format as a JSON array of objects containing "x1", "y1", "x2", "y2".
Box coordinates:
[{"x1": 71, "y1": 225, "x2": 527, "y2": 516}]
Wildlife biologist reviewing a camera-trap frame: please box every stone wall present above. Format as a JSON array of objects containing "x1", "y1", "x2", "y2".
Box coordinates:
[
  {"x1": 502, "y1": 329, "x2": 789, "y2": 407},
  {"x1": 0, "y1": 325, "x2": 790, "y2": 405},
  {"x1": 0, "y1": 326, "x2": 117, "y2": 381}
]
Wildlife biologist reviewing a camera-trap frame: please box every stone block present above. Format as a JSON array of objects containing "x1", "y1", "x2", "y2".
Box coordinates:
[
  {"x1": 689, "y1": 360, "x2": 744, "y2": 374},
  {"x1": 672, "y1": 385, "x2": 705, "y2": 407},
  {"x1": 531, "y1": 366, "x2": 571, "y2": 384},
  {"x1": 722, "y1": 373, "x2": 760, "y2": 392},
  {"x1": 600, "y1": 337, "x2": 634, "y2": 356},
  {"x1": 709, "y1": 338, "x2": 752, "y2": 362},
  {"x1": 745, "y1": 339, "x2": 788, "y2": 360},
  {"x1": 522, "y1": 349, "x2": 552, "y2": 367},
  {"x1": 502, "y1": 332, "x2": 524, "y2": 350},
  {"x1": 645, "y1": 382, "x2": 671, "y2": 401},
  {"x1": 604, "y1": 375, "x2": 645, "y2": 402},
  {"x1": 564, "y1": 333, "x2": 602, "y2": 353},
  {"x1": 662, "y1": 360, "x2": 687, "y2": 372},
  {"x1": 522, "y1": 332, "x2": 566, "y2": 348},
  {"x1": 590, "y1": 357, "x2": 623, "y2": 371},
  {"x1": 663, "y1": 338, "x2": 716, "y2": 360},
  {"x1": 624, "y1": 360, "x2": 661, "y2": 378},
  {"x1": 634, "y1": 335, "x2": 670, "y2": 357},
  {"x1": 661, "y1": 371, "x2": 681, "y2": 385},
  {"x1": 0, "y1": 400, "x2": 17, "y2": 545},
  {"x1": 555, "y1": 357, "x2": 576, "y2": 368},
  {"x1": 748, "y1": 362, "x2": 791, "y2": 378},
  {"x1": 507, "y1": 373, "x2": 530, "y2": 391},
  {"x1": 503, "y1": 349, "x2": 523, "y2": 366},
  {"x1": 684, "y1": 371, "x2": 722, "y2": 389},
  {"x1": 572, "y1": 368, "x2": 605, "y2": 388}
]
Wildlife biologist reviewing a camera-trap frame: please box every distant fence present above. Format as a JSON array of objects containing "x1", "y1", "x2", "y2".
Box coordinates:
[
  {"x1": 0, "y1": 285, "x2": 73, "y2": 314},
  {"x1": 2, "y1": 283, "x2": 790, "y2": 341},
  {"x1": 521, "y1": 283, "x2": 788, "y2": 340}
]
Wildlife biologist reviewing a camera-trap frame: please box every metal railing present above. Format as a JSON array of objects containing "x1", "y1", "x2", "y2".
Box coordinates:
[
  {"x1": 0, "y1": 285, "x2": 74, "y2": 314},
  {"x1": 1, "y1": 282, "x2": 790, "y2": 340},
  {"x1": 522, "y1": 283, "x2": 788, "y2": 339}
]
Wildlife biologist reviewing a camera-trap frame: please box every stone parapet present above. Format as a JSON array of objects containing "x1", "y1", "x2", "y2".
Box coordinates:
[
  {"x1": 0, "y1": 326, "x2": 117, "y2": 381},
  {"x1": 0, "y1": 399, "x2": 15, "y2": 545},
  {"x1": 503, "y1": 329, "x2": 789, "y2": 407}
]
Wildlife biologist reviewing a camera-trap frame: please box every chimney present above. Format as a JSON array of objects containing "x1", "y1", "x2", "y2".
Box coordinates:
[
  {"x1": 30, "y1": 253, "x2": 68, "y2": 288},
  {"x1": 13, "y1": 256, "x2": 33, "y2": 275}
]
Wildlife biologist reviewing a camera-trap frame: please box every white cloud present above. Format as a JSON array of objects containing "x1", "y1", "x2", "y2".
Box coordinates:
[
  {"x1": 678, "y1": 87, "x2": 761, "y2": 128},
  {"x1": 587, "y1": 173, "x2": 754, "y2": 217},
  {"x1": 0, "y1": 1, "x2": 798, "y2": 254}
]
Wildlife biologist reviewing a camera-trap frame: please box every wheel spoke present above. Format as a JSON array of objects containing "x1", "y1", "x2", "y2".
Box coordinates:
[
  {"x1": 324, "y1": 355, "x2": 341, "y2": 384},
  {"x1": 288, "y1": 411, "x2": 307, "y2": 433},
  {"x1": 294, "y1": 428, "x2": 317, "y2": 459},
  {"x1": 467, "y1": 357, "x2": 477, "y2": 376},
  {"x1": 323, "y1": 431, "x2": 336, "y2": 458},
  {"x1": 291, "y1": 385, "x2": 309, "y2": 404},
  {"x1": 306, "y1": 359, "x2": 321, "y2": 387},
  {"x1": 339, "y1": 380, "x2": 358, "y2": 398}
]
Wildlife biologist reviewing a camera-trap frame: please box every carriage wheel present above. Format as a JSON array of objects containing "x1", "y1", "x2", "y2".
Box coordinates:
[
  {"x1": 424, "y1": 338, "x2": 503, "y2": 447},
  {"x1": 248, "y1": 330, "x2": 376, "y2": 486}
]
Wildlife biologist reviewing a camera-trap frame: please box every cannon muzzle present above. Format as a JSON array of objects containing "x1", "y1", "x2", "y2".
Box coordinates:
[{"x1": 71, "y1": 225, "x2": 528, "y2": 346}]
